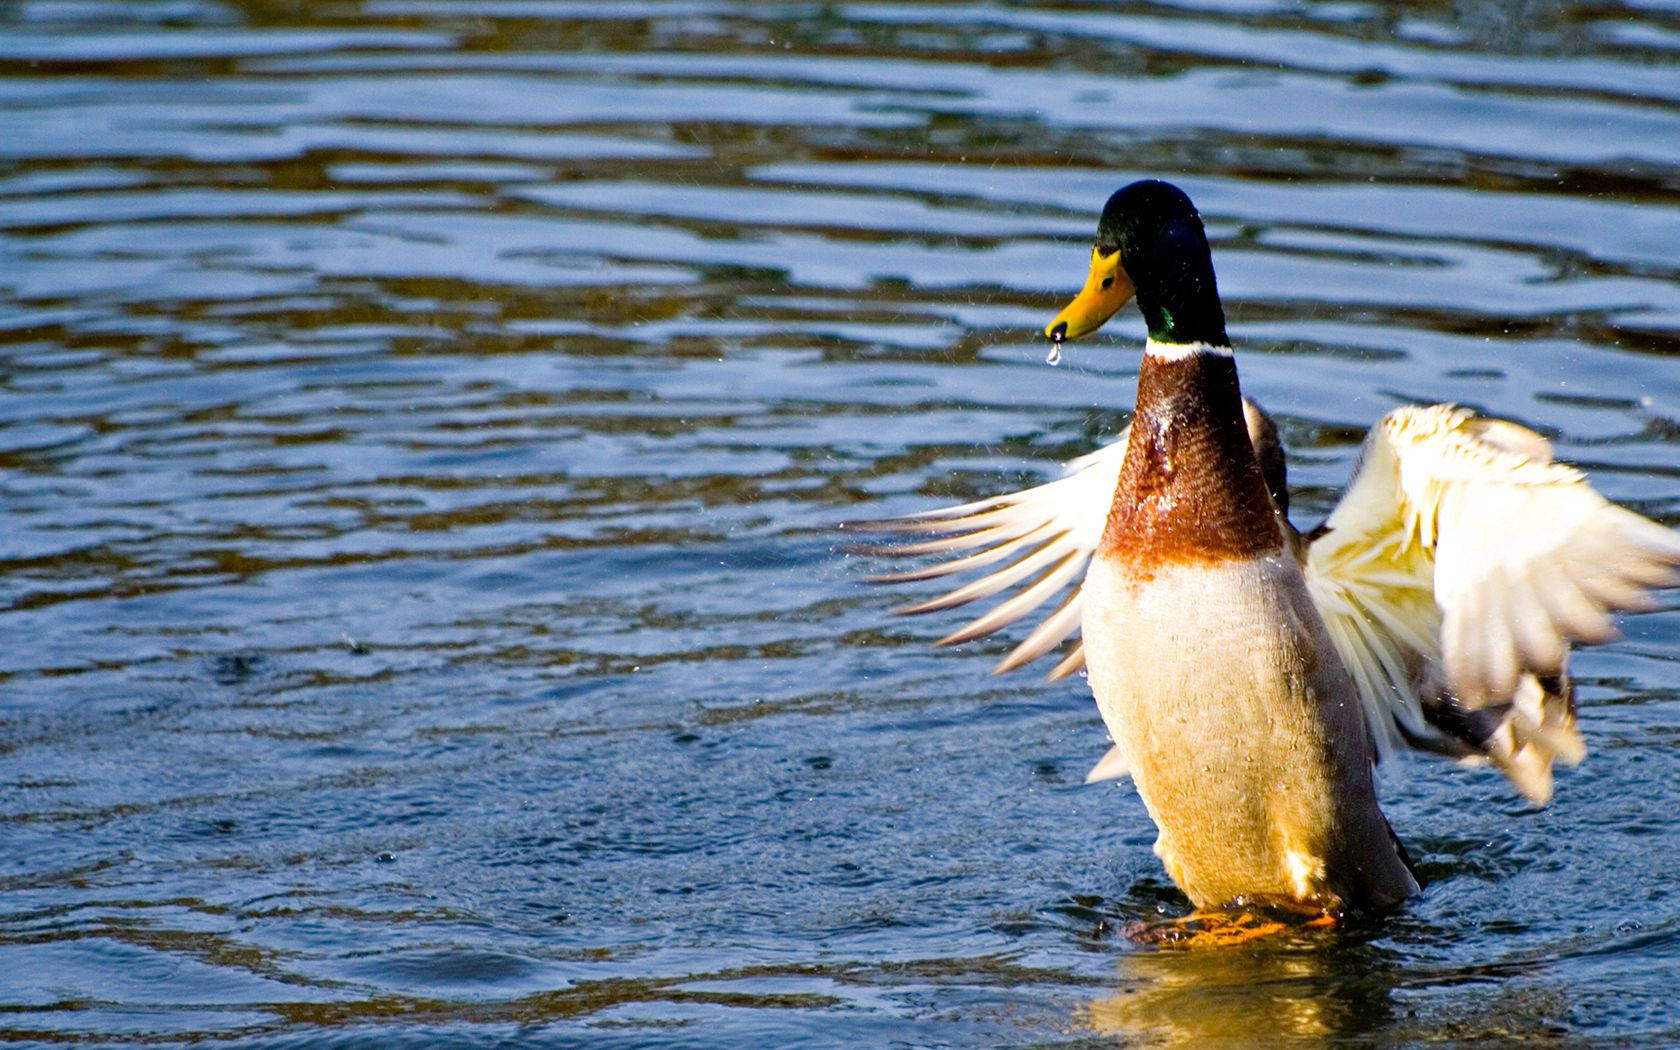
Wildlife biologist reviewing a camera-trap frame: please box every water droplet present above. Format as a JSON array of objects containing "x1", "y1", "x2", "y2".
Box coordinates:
[{"x1": 1045, "y1": 342, "x2": 1062, "y2": 366}]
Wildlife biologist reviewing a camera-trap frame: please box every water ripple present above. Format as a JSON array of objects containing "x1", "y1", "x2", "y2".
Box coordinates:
[{"x1": 0, "y1": 0, "x2": 1677, "y2": 1045}]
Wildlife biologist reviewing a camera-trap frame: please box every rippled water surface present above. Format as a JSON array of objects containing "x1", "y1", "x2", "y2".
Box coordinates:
[{"x1": 3, "y1": 0, "x2": 1680, "y2": 1045}]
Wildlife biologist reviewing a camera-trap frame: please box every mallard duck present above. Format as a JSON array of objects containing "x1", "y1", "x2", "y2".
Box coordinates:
[{"x1": 855, "y1": 180, "x2": 1680, "y2": 920}]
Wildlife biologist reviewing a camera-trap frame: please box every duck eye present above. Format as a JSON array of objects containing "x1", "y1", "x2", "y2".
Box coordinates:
[{"x1": 1101, "y1": 276, "x2": 1115, "y2": 289}]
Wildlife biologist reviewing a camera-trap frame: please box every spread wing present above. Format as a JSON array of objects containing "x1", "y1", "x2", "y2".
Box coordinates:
[
  {"x1": 1305, "y1": 403, "x2": 1680, "y2": 802},
  {"x1": 845, "y1": 426, "x2": 1132, "y2": 683}
]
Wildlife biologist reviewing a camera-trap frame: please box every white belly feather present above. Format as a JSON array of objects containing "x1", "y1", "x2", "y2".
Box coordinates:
[{"x1": 1083, "y1": 551, "x2": 1414, "y2": 910}]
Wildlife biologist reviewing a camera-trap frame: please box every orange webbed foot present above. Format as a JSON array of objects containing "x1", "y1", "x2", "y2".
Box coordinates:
[{"x1": 1125, "y1": 905, "x2": 1338, "y2": 949}]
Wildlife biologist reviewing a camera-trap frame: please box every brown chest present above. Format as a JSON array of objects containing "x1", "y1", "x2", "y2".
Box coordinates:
[{"x1": 1098, "y1": 350, "x2": 1284, "y2": 575}]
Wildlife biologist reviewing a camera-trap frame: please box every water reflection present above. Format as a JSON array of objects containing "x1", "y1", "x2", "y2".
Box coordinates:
[
  {"x1": 1082, "y1": 938, "x2": 1395, "y2": 1047},
  {"x1": 1, "y1": 0, "x2": 1679, "y2": 1044}
]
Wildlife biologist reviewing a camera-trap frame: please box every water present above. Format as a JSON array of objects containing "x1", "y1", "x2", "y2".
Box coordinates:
[{"x1": 1, "y1": 0, "x2": 1678, "y2": 1045}]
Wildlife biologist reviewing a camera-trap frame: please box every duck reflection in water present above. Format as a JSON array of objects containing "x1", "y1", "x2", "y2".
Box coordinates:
[{"x1": 1081, "y1": 938, "x2": 1391, "y2": 1047}]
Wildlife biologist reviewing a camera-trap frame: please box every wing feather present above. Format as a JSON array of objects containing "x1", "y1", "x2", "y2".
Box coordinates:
[
  {"x1": 1084, "y1": 744, "x2": 1130, "y2": 784},
  {"x1": 1047, "y1": 644, "x2": 1086, "y2": 682},
  {"x1": 845, "y1": 425, "x2": 1131, "y2": 677},
  {"x1": 1306, "y1": 403, "x2": 1680, "y2": 802},
  {"x1": 893, "y1": 531, "x2": 1072, "y2": 615},
  {"x1": 994, "y1": 591, "x2": 1084, "y2": 675},
  {"x1": 936, "y1": 549, "x2": 1087, "y2": 647}
]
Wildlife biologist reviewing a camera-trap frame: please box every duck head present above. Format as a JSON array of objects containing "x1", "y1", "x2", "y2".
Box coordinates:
[{"x1": 1044, "y1": 180, "x2": 1230, "y2": 349}]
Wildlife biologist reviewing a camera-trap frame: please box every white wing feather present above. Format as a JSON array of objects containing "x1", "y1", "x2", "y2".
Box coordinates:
[
  {"x1": 849, "y1": 426, "x2": 1130, "y2": 680},
  {"x1": 1306, "y1": 404, "x2": 1680, "y2": 797},
  {"x1": 1084, "y1": 744, "x2": 1130, "y2": 784}
]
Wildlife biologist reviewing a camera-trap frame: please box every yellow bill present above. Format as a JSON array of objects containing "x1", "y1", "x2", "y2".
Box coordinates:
[{"x1": 1044, "y1": 246, "x2": 1134, "y2": 345}]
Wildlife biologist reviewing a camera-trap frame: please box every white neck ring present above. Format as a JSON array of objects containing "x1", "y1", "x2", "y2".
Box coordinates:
[{"x1": 1144, "y1": 338, "x2": 1234, "y2": 361}]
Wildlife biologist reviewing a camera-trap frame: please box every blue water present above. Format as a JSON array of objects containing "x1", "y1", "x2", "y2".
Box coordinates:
[{"x1": 1, "y1": 0, "x2": 1678, "y2": 1045}]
